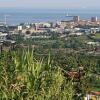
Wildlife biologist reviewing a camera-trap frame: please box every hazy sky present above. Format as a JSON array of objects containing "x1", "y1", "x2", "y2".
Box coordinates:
[{"x1": 0, "y1": 0, "x2": 99, "y2": 9}]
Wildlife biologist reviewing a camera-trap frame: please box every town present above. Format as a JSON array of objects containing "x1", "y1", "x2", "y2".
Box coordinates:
[
  {"x1": 0, "y1": 15, "x2": 100, "y2": 100},
  {"x1": 0, "y1": 15, "x2": 100, "y2": 55}
]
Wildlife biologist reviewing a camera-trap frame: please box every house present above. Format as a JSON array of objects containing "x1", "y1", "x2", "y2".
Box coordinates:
[
  {"x1": 87, "y1": 42, "x2": 99, "y2": 46},
  {"x1": 0, "y1": 32, "x2": 8, "y2": 41},
  {"x1": 84, "y1": 91, "x2": 100, "y2": 100},
  {"x1": 95, "y1": 47, "x2": 100, "y2": 52},
  {"x1": 69, "y1": 32, "x2": 83, "y2": 36}
]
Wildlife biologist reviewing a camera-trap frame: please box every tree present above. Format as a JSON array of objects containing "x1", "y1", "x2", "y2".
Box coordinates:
[{"x1": 51, "y1": 32, "x2": 59, "y2": 40}]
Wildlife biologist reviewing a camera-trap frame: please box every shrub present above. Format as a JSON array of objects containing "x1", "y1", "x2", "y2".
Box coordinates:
[{"x1": 0, "y1": 50, "x2": 74, "y2": 100}]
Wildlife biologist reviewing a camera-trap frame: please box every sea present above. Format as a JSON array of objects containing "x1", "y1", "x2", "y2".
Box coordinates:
[{"x1": 0, "y1": 8, "x2": 100, "y2": 25}]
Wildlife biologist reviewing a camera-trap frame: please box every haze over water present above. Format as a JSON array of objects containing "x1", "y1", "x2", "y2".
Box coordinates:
[{"x1": 0, "y1": 9, "x2": 100, "y2": 25}]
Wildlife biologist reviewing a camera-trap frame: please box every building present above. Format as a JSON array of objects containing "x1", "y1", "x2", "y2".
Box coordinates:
[
  {"x1": 69, "y1": 32, "x2": 83, "y2": 36},
  {"x1": 18, "y1": 25, "x2": 23, "y2": 31},
  {"x1": 0, "y1": 32, "x2": 8, "y2": 41},
  {"x1": 73, "y1": 16, "x2": 80, "y2": 22},
  {"x1": 85, "y1": 91, "x2": 100, "y2": 100},
  {"x1": 61, "y1": 21, "x2": 74, "y2": 29},
  {"x1": 91, "y1": 17, "x2": 98, "y2": 22},
  {"x1": 87, "y1": 42, "x2": 99, "y2": 46}
]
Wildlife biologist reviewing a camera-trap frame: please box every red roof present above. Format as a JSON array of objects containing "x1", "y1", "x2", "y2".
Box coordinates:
[{"x1": 90, "y1": 91, "x2": 100, "y2": 95}]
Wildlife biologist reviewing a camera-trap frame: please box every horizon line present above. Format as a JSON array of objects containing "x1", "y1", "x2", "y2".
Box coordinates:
[{"x1": 0, "y1": 7, "x2": 100, "y2": 10}]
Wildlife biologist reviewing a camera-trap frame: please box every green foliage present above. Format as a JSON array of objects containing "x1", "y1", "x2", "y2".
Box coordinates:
[
  {"x1": 0, "y1": 50, "x2": 74, "y2": 100},
  {"x1": 51, "y1": 32, "x2": 59, "y2": 40}
]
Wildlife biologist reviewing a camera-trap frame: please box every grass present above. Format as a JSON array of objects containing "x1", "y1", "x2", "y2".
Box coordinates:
[
  {"x1": 75, "y1": 35, "x2": 93, "y2": 42},
  {"x1": 94, "y1": 33, "x2": 100, "y2": 39},
  {"x1": 0, "y1": 50, "x2": 74, "y2": 100}
]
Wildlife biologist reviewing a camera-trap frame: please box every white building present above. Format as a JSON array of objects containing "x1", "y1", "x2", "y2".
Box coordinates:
[
  {"x1": 87, "y1": 42, "x2": 100, "y2": 46},
  {"x1": 18, "y1": 26, "x2": 23, "y2": 31},
  {"x1": 42, "y1": 22, "x2": 51, "y2": 28},
  {"x1": 69, "y1": 32, "x2": 83, "y2": 36},
  {"x1": 0, "y1": 32, "x2": 7, "y2": 41}
]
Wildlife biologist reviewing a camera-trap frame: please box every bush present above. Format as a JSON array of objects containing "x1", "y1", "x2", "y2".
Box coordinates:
[{"x1": 0, "y1": 50, "x2": 74, "y2": 100}]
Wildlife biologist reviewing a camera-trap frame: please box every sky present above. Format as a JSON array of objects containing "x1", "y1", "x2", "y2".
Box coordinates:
[{"x1": 0, "y1": 0, "x2": 100, "y2": 9}]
